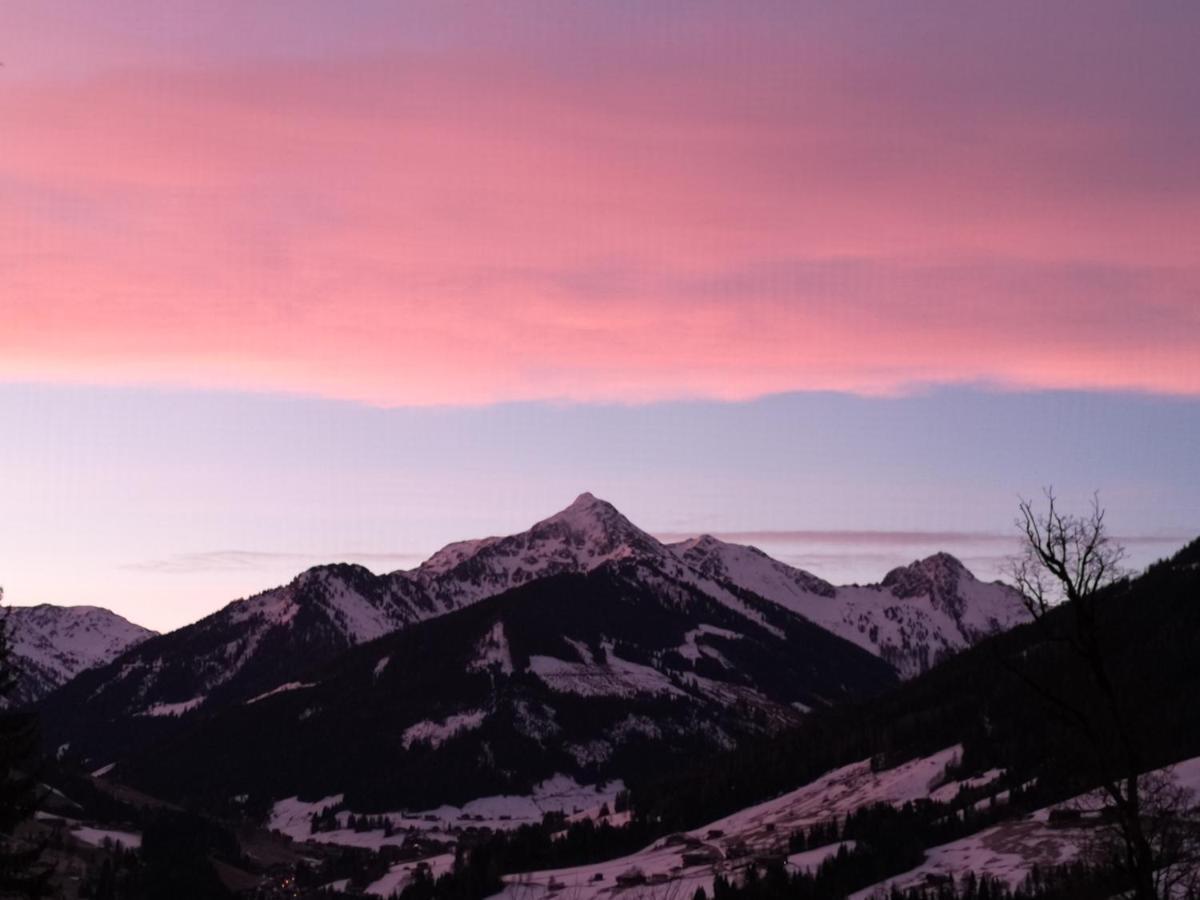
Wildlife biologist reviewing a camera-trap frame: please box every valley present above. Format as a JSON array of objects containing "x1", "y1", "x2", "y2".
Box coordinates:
[{"x1": 6, "y1": 499, "x2": 1199, "y2": 899}]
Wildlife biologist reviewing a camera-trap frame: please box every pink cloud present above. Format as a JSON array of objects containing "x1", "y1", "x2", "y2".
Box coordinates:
[{"x1": 2, "y1": 36, "x2": 1198, "y2": 405}]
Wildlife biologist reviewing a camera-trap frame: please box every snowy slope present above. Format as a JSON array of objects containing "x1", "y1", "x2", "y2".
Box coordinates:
[
  {"x1": 416, "y1": 500, "x2": 1029, "y2": 678},
  {"x1": 409, "y1": 493, "x2": 677, "y2": 608},
  {"x1": 853, "y1": 755, "x2": 1200, "y2": 897},
  {"x1": 411, "y1": 494, "x2": 818, "y2": 641},
  {"x1": 485, "y1": 747, "x2": 965, "y2": 900},
  {"x1": 671, "y1": 537, "x2": 1029, "y2": 677},
  {"x1": 40, "y1": 495, "x2": 775, "y2": 727},
  {"x1": 485, "y1": 751, "x2": 1200, "y2": 900},
  {"x1": 3, "y1": 605, "x2": 155, "y2": 705},
  {"x1": 269, "y1": 775, "x2": 627, "y2": 849}
]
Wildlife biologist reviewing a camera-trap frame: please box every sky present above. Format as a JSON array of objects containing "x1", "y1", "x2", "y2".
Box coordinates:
[{"x1": 2, "y1": 3, "x2": 1198, "y2": 631}]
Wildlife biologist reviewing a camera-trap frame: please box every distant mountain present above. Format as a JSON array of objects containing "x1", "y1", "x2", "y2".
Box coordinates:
[
  {"x1": 671, "y1": 536, "x2": 1028, "y2": 677},
  {"x1": 2, "y1": 605, "x2": 155, "y2": 705},
  {"x1": 35, "y1": 494, "x2": 830, "y2": 728},
  {"x1": 60, "y1": 561, "x2": 898, "y2": 811},
  {"x1": 409, "y1": 492, "x2": 669, "y2": 607},
  {"x1": 34, "y1": 563, "x2": 435, "y2": 729},
  {"x1": 409, "y1": 495, "x2": 1028, "y2": 679},
  {"x1": 36, "y1": 493, "x2": 1028, "y2": 800}
]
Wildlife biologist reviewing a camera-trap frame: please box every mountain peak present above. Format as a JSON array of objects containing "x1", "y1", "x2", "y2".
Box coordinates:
[
  {"x1": 536, "y1": 493, "x2": 649, "y2": 544},
  {"x1": 875, "y1": 551, "x2": 1030, "y2": 649},
  {"x1": 920, "y1": 551, "x2": 967, "y2": 571},
  {"x1": 882, "y1": 552, "x2": 968, "y2": 597},
  {"x1": 293, "y1": 561, "x2": 376, "y2": 588},
  {"x1": 403, "y1": 493, "x2": 668, "y2": 614},
  {"x1": 543, "y1": 491, "x2": 615, "y2": 523},
  {"x1": 3, "y1": 604, "x2": 156, "y2": 706}
]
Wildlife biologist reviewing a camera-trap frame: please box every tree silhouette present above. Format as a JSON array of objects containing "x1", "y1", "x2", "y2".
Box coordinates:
[
  {"x1": 0, "y1": 587, "x2": 49, "y2": 897},
  {"x1": 1009, "y1": 490, "x2": 1196, "y2": 899}
]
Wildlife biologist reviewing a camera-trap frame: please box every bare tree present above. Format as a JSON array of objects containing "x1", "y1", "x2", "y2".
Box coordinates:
[{"x1": 1008, "y1": 489, "x2": 1198, "y2": 899}]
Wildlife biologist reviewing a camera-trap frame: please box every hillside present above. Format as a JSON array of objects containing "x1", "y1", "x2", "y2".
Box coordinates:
[{"x1": 56, "y1": 559, "x2": 898, "y2": 811}]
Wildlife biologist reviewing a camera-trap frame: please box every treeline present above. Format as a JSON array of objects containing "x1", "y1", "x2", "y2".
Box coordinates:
[
  {"x1": 708, "y1": 798, "x2": 1027, "y2": 900},
  {"x1": 708, "y1": 859, "x2": 1132, "y2": 900},
  {"x1": 379, "y1": 814, "x2": 660, "y2": 900},
  {"x1": 309, "y1": 806, "x2": 401, "y2": 836},
  {"x1": 387, "y1": 794, "x2": 1112, "y2": 900}
]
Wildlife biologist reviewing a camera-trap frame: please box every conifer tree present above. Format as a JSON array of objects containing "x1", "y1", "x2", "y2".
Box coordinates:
[{"x1": 0, "y1": 588, "x2": 48, "y2": 897}]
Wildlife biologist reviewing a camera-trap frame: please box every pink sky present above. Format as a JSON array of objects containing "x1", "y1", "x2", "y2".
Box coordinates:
[
  {"x1": 3, "y1": 4, "x2": 1199, "y2": 629},
  {"x1": 2, "y1": 2, "x2": 1198, "y2": 405}
]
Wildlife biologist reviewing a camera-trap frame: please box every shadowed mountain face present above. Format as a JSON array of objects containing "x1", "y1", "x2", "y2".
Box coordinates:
[
  {"x1": 37, "y1": 493, "x2": 1028, "y2": 808},
  {"x1": 100, "y1": 562, "x2": 899, "y2": 810}
]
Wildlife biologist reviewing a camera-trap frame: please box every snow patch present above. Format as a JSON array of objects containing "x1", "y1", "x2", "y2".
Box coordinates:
[
  {"x1": 269, "y1": 777, "x2": 623, "y2": 851},
  {"x1": 268, "y1": 794, "x2": 345, "y2": 837},
  {"x1": 138, "y1": 695, "x2": 206, "y2": 717},
  {"x1": 246, "y1": 682, "x2": 316, "y2": 704},
  {"x1": 470, "y1": 622, "x2": 514, "y2": 675},
  {"x1": 317, "y1": 575, "x2": 399, "y2": 643},
  {"x1": 677, "y1": 625, "x2": 743, "y2": 663},
  {"x1": 529, "y1": 642, "x2": 684, "y2": 699},
  {"x1": 366, "y1": 854, "x2": 456, "y2": 898},
  {"x1": 402, "y1": 710, "x2": 487, "y2": 749}
]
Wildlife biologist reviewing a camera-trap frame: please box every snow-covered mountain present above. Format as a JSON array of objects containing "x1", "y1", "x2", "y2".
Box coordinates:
[
  {"x1": 409, "y1": 494, "x2": 1028, "y2": 678},
  {"x1": 408, "y1": 493, "x2": 820, "y2": 640},
  {"x1": 2, "y1": 604, "x2": 155, "y2": 705},
  {"x1": 409, "y1": 492, "x2": 668, "y2": 608},
  {"x1": 34, "y1": 537, "x2": 1196, "y2": 898},
  {"x1": 671, "y1": 536, "x2": 1029, "y2": 677},
  {"x1": 36, "y1": 563, "x2": 437, "y2": 723},
  {"x1": 59, "y1": 560, "x2": 898, "y2": 810},
  {"x1": 33, "y1": 494, "x2": 799, "y2": 724},
  {"x1": 39, "y1": 493, "x2": 911, "y2": 799},
  {"x1": 36, "y1": 495, "x2": 670, "y2": 724},
  {"x1": 37, "y1": 494, "x2": 1026, "y2": 738}
]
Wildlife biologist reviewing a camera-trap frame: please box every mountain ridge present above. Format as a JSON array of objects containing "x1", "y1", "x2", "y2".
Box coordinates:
[
  {"x1": 667, "y1": 534, "x2": 1027, "y2": 677},
  {"x1": 2, "y1": 603, "x2": 155, "y2": 706},
  {"x1": 54, "y1": 558, "x2": 900, "y2": 810},
  {"x1": 34, "y1": 494, "x2": 1027, "y2": 725}
]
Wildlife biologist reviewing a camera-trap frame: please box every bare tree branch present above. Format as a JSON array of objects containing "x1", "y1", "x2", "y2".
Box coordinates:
[{"x1": 1004, "y1": 489, "x2": 1179, "y2": 899}]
